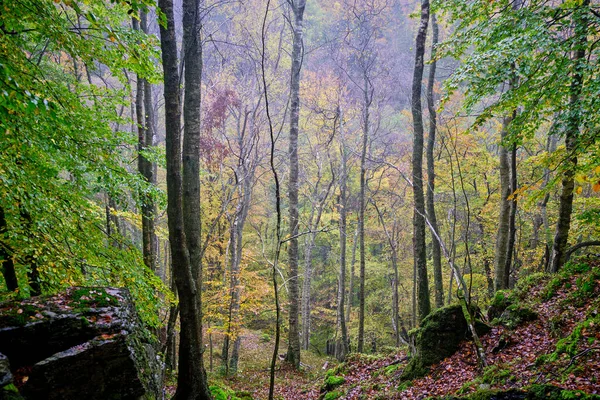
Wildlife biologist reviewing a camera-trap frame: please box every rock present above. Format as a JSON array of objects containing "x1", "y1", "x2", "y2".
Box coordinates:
[
  {"x1": 400, "y1": 304, "x2": 490, "y2": 380},
  {"x1": 0, "y1": 353, "x2": 11, "y2": 388},
  {"x1": 498, "y1": 305, "x2": 537, "y2": 329},
  {"x1": 0, "y1": 287, "x2": 160, "y2": 400}
]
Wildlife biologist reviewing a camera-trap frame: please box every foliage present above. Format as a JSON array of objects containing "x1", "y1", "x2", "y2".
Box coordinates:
[{"x1": 0, "y1": 0, "x2": 168, "y2": 326}]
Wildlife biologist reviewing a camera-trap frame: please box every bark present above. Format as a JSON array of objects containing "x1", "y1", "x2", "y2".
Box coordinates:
[
  {"x1": 425, "y1": 12, "x2": 443, "y2": 309},
  {"x1": 141, "y1": 11, "x2": 158, "y2": 273},
  {"x1": 158, "y1": 0, "x2": 211, "y2": 397},
  {"x1": 504, "y1": 140, "x2": 517, "y2": 287},
  {"x1": 494, "y1": 116, "x2": 512, "y2": 291},
  {"x1": 411, "y1": 0, "x2": 431, "y2": 322},
  {"x1": 551, "y1": 0, "x2": 588, "y2": 273},
  {"x1": 222, "y1": 117, "x2": 254, "y2": 374},
  {"x1": 345, "y1": 227, "x2": 358, "y2": 323},
  {"x1": 301, "y1": 164, "x2": 333, "y2": 351},
  {"x1": 261, "y1": 3, "x2": 283, "y2": 397},
  {"x1": 337, "y1": 106, "x2": 350, "y2": 359},
  {"x1": 357, "y1": 71, "x2": 371, "y2": 353},
  {"x1": 0, "y1": 207, "x2": 18, "y2": 292},
  {"x1": 285, "y1": 0, "x2": 306, "y2": 369}
]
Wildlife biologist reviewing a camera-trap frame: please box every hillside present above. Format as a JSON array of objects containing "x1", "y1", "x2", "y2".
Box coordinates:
[{"x1": 208, "y1": 259, "x2": 600, "y2": 399}]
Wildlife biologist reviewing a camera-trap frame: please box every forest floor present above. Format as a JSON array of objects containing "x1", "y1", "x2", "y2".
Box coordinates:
[{"x1": 193, "y1": 259, "x2": 600, "y2": 399}]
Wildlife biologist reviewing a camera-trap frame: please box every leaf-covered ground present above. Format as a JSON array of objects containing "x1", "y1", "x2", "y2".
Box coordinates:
[{"x1": 173, "y1": 262, "x2": 599, "y2": 399}]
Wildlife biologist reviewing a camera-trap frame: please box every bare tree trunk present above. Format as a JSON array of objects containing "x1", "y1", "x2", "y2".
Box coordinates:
[
  {"x1": 357, "y1": 71, "x2": 371, "y2": 353},
  {"x1": 301, "y1": 162, "x2": 333, "y2": 350},
  {"x1": 285, "y1": 0, "x2": 306, "y2": 369},
  {"x1": 141, "y1": 11, "x2": 158, "y2": 273},
  {"x1": 505, "y1": 141, "x2": 517, "y2": 287},
  {"x1": 261, "y1": 3, "x2": 284, "y2": 397},
  {"x1": 551, "y1": 0, "x2": 588, "y2": 273},
  {"x1": 346, "y1": 227, "x2": 358, "y2": 323},
  {"x1": 411, "y1": 0, "x2": 431, "y2": 322},
  {"x1": 0, "y1": 207, "x2": 18, "y2": 291},
  {"x1": 494, "y1": 115, "x2": 511, "y2": 291},
  {"x1": 158, "y1": 0, "x2": 211, "y2": 397},
  {"x1": 337, "y1": 106, "x2": 350, "y2": 359},
  {"x1": 425, "y1": 12, "x2": 443, "y2": 309}
]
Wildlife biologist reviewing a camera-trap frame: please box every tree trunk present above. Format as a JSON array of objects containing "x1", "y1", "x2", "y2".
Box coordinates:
[
  {"x1": 141, "y1": 11, "x2": 158, "y2": 273},
  {"x1": 551, "y1": 0, "x2": 588, "y2": 273},
  {"x1": 357, "y1": 71, "x2": 371, "y2": 353},
  {"x1": 425, "y1": 12, "x2": 443, "y2": 309},
  {"x1": 411, "y1": 0, "x2": 431, "y2": 323},
  {"x1": 337, "y1": 106, "x2": 350, "y2": 360},
  {"x1": 158, "y1": 0, "x2": 212, "y2": 397},
  {"x1": 346, "y1": 227, "x2": 358, "y2": 323},
  {"x1": 285, "y1": 0, "x2": 306, "y2": 369},
  {"x1": 0, "y1": 207, "x2": 18, "y2": 292},
  {"x1": 494, "y1": 115, "x2": 511, "y2": 291}
]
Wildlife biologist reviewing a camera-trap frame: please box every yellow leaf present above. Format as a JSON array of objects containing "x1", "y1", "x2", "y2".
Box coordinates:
[{"x1": 575, "y1": 186, "x2": 583, "y2": 195}]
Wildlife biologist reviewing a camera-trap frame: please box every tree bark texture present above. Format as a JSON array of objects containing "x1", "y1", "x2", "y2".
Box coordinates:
[
  {"x1": 285, "y1": 0, "x2": 306, "y2": 369},
  {"x1": 551, "y1": 0, "x2": 589, "y2": 273},
  {"x1": 425, "y1": 12, "x2": 443, "y2": 309},
  {"x1": 411, "y1": 0, "x2": 431, "y2": 323},
  {"x1": 158, "y1": 0, "x2": 212, "y2": 397}
]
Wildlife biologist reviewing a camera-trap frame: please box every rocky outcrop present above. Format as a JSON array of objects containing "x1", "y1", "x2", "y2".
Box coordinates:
[
  {"x1": 0, "y1": 287, "x2": 161, "y2": 400},
  {"x1": 401, "y1": 304, "x2": 490, "y2": 380}
]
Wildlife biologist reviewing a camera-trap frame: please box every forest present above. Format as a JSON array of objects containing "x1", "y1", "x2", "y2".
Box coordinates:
[{"x1": 0, "y1": 0, "x2": 599, "y2": 399}]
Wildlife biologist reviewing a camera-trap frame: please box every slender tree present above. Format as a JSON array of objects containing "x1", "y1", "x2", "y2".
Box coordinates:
[
  {"x1": 550, "y1": 0, "x2": 589, "y2": 272},
  {"x1": 285, "y1": 0, "x2": 307, "y2": 369},
  {"x1": 158, "y1": 0, "x2": 212, "y2": 397},
  {"x1": 425, "y1": 12, "x2": 443, "y2": 309},
  {"x1": 411, "y1": 0, "x2": 431, "y2": 322}
]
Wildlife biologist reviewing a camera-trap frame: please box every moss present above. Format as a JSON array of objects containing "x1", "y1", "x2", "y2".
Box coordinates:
[
  {"x1": 481, "y1": 364, "x2": 514, "y2": 385},
  {"x1": 0, "y1": 303, "x2": 43, "y2": 326},
  {"x1": 210, "y1": 384, "x2": 248, "y2": 400},
  {"x1": 323, "y1": 375, "x2": 345, "y2": 390},
  {"x1": 70, "y1": 288, "x2": 119, "y2": 310},
  {"x1": 488, "y1": 290, "x2": 514, "y2": 320},
  {"x1": 498, "y1": 304, "x2": 537, "y2": 329},
  {"x1": 383, "y1": 363, "x2": 401, "y2": 376},
  {"x1": 323, "y1": 390, "x2": 343, "y2": 400},
  {"x1": 0, "y1": 384, "x2": 24, "y2": 400},
  {"x1": 401, "y1": 304, "x2": 486, "y2": 381}
]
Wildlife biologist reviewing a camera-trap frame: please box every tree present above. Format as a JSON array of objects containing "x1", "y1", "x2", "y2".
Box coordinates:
[
  {"x1": 157, "y1": 0, "x2": 212, "y2": 397},
  {"x1": 411, "y1": 0, "x2": 431, "y2": 322},
  {"x1": 285, "y1": 0, "x2": 307, "y2": 369},
  {"x1": 425, "y1": 12, "x2": 443, "y2": 309},
  {"x1": 550, "y1": 0, "x2": 590, "y2": 273}
]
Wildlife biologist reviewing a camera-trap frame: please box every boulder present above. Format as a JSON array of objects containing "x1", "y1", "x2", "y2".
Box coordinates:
[
  {"x1": 0, "y1": 353, "x2": 11, "y2": 388},
  {"x1": 401, "y1": 304, "x2": 490, "y2": 380},
  {"x1": 0, "y1": 287, "x2": 160, "y2": 400}
]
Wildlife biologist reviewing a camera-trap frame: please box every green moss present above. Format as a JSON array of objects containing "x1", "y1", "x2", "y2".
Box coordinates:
[
  {"x1": 498, "y1": 304, "x2": 537, "y2": 329},
  {"x1": 401, "y1": 304, "x2": 484, "y2": 381},
  {"x1": 210, "y1": 384, "x2": 249, "y2": 400},
  {"x1": 0, "y1": 384, "x2": 24, "y2": 400},
  {"x1": 324, "y1": 375, "x2": 345, "y2": 390},
  {"x1": 481, "y1": 364, "x2": 513, "y2": 385},
  {"x1": 383, "y1": 363, "x2": 401, "y2": 376},
  {"x1": 70, "y1": 288, "x2": 119, "y2": 310},
  {"x1": 0, "y1": 303, "x2": 41, "y2": 326},
  {"x1": 324, "y1": 390, "x2": 343, "y2": 400},
  {"x1": 397, "y1": 380, "x2": 413, "y2": 392}
]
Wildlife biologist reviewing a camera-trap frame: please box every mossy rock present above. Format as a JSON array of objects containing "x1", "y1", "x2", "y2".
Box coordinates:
[
  {"x1": 0, "y1": 384, "x2": 25, "y2": 400},
  {"x1": 488, "y1": 290, "x2": 514, "y2": 320},
  {"x1": 323, "y1": 390, "x2": 343, "y2": 400},
  {"x1": 323, "y1": 375, "x2": 345, "y2": 391},
  {"x1": 497, "y1": 305, "x2": 537, "y2": 329},
  {"x1": 400, "y1": 304, "x2": 490, "y2": 381}
]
